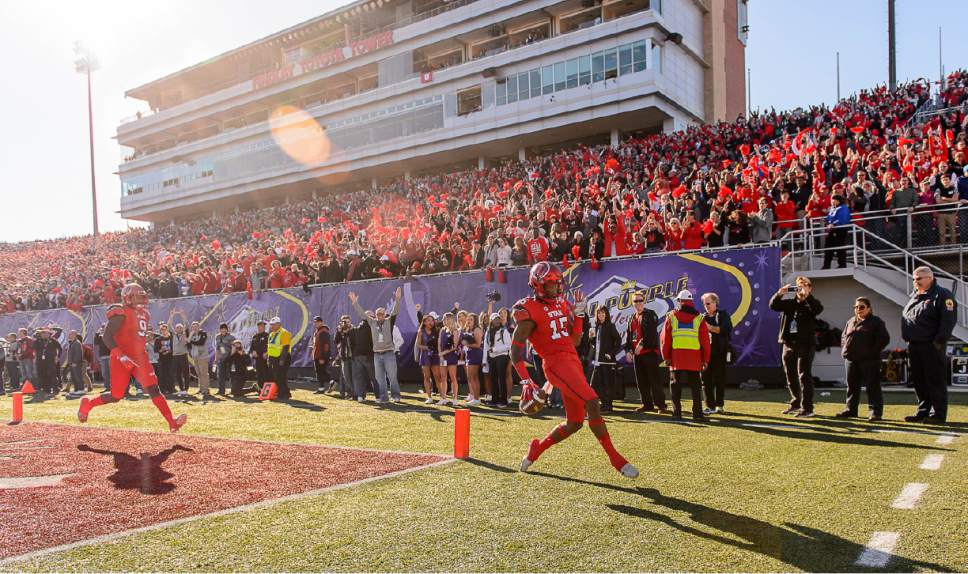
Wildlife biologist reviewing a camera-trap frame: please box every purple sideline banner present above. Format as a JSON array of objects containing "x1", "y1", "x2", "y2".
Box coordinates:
[{"x1": 0, "y1": 247, "x2": 780, "y2": 368}]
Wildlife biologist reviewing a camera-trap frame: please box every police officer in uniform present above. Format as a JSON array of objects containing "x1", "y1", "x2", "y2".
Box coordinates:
[
  {"x1": 902, "y1": 266, "x2": 957, "y2": 423},
  {"x1": 266, "y1": 317, "x2": 293, "y2": 400},
  {"x1": 249, "y1": 320, "x2": 270, "y2": 387}
]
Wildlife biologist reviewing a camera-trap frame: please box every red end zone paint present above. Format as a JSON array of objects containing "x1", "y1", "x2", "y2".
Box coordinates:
[{"x1": 0, "y1": 423, "x2": 448, "y2": 561}]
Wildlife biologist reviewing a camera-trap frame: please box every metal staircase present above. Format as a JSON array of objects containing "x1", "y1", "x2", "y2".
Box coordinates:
[{"x1": 779, "y1": 223, "x2": 968, "y2": 343}]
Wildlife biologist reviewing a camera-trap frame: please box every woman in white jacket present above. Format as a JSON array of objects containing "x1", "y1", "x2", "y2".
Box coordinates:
[{"x1": 482, "y1": 312, "x2": 512, "y2": 407}]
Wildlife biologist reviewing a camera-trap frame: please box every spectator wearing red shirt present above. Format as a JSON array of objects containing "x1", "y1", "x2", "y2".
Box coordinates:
[
  {"x1": 664, "y1": 218, "x2": 684, "y2": 252},
  {"x1": 774, "y1": 190, "x2": 799, "y2": 233},
  {"x1": 681, "y1": 214, "x2": 705, "y2": 250},
  {"x1": 526, "y1": 230, "x2": 550, "y2": 263},
  {"x1": 268, "y1": 261, "x2": 286, "y2": 289}
]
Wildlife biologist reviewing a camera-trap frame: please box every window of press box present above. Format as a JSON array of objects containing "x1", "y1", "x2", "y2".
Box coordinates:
[{"x1": 496, "y1": 40, "x2": 649, "y2": 106}]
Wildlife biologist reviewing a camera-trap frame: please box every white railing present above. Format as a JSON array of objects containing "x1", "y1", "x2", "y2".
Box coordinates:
[{"x1": 779, "y1": 223, "x2": 968, "y2": 329}]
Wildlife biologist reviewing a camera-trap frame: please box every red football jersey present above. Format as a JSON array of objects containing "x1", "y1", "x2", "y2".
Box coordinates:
[
  {"x1": 106, "y1": 304, "x2": 150, "y2": 357},
  {"x1": 512, "y1": 296, "x2": 578, "y2": 357}
]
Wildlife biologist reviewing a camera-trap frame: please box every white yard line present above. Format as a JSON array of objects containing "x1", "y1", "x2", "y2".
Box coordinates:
[
  {"x1": 891, "y1": 483, "x2": 928, "y2": 509},
  {"x1": 936, "y1": 433, "x2": 958, "y2": 446},
  {"x1": 855, "y1": 532, "x2": 900, "y2": 568},
  {"x1": 919, "y1": 454, "x2": 945, "y2": 471}
]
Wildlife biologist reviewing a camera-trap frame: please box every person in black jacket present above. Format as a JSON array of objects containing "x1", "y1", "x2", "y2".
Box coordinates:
[
  {"x1": 588, "y1": 306, "x2": 621, "y2": 412},
  {"x1": 153, "y1": 324, "x2": 175, "y2": 395},
  {"x1": 837, "y1": 297, "x2": 890, "y2": 421},
  {"x1": 333, "y1": 315, "x2": 356, "y2": 399},
  {"x1": 624, "y1": 293, "x2": 668, "y2": 413},
  {"x1": 311, "y1": 316, "x2": 334, "y2": 394},
  {"x1": 226, "y1": 340, "x2": 256, "y2": 397},
  {"x1": 32, "y1": 328, "x2": 62, "y2": 398},
  {"x1": 769, "y1": 276, "x2": 824, "y2": 417},
  {"x1": 700, "y1": 292, "x2": 733, "y2": 415},
  {"x1": 350, "y1": 317, "x2": 376, "y2": 402},
  {"x1": 901, "y1": 267, "x2": 958, "y2": 423},
  {"x1": 249, "y1": 321, "x2": 270, "y2": 386}
]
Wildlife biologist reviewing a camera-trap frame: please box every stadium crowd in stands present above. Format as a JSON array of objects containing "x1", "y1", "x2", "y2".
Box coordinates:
[{"x1": 1, "y1": 72, "x2": 967, "y2": 313}]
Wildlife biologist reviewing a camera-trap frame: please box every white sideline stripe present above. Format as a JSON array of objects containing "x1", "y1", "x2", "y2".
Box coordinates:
[
  {"x1": 855, "y1": 531, "x2": 900, "y2": 568},
  {"x1": 936, "y1": 433, "x2": 957, "y2": 445},
  {"x1": 920, "y1": 454, "x2": 945, "y2": 471},
  {"x1": 0, "y1": 473, "x2": 74, "y2": 490},
  {"x1": 0, "y1": 457, "x2": 457, "y2": 566},
  {"x1": 891, "y1": 483, "x2": 928, "y2": 509}
]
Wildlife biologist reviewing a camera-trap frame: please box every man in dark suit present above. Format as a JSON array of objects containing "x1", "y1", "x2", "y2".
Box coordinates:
[{"x1": 624, "y1": 292, "x2": 668, "y2": 414}]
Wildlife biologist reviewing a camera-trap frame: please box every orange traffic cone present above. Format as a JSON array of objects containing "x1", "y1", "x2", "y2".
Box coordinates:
[
  {"x1": 20, "y1": 380, "x2": 35, "y2": 394},
  {"x1": 258, "y1": 382, "x2": 278, "y2": 401}
]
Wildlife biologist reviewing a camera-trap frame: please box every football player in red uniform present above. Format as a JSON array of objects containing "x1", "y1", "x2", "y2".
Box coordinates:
[
  {"x1": 513, "y1": 262, "x2": 638, "y2": 478},
  {"x1": 78, "y1": 284, "x2": 187, "y2": 433}
]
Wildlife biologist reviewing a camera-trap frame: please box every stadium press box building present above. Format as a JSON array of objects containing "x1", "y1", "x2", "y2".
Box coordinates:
[{"x1": 117, "y1": 0, "x2": 747, "y2": 222}]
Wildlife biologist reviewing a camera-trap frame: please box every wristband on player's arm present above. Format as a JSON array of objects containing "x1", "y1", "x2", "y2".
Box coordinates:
[
  {"x1": 571, "y1": 315, "x2": 584, "y2": 336},
  {"x1": 511, "y1": 340, "x2": 531, "y2": 381}
]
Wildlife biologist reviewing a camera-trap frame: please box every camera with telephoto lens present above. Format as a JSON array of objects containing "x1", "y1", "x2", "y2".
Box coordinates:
[{"x1": 486, "y1": 290, "x2": 501, "y2": 303}]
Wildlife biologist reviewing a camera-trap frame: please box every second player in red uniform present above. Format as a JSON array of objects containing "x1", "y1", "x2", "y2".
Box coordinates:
[
  {"x1": 512, "y1": 262, "x2": 638, "y2": 478},
  {"x1": 78, "y1": 284, "x2": 187, "y2": 433}
]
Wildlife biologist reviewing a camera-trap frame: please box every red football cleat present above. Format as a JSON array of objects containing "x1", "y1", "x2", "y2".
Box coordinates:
[
  {"x1": 169, "y1": 414, "x2": 188, "y2": 433},
  {"x1": 519, "y1": 438, "x2": 542, "y2": 473},
  {"x1": 78, "y1": 397, "x2": 92, "y2": 423}
]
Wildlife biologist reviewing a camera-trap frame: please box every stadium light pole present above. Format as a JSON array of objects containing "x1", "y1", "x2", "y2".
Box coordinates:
[
  {"x1": 836, "y1": 51, "x2": 840, "y2": 102},
  {"x1": 74, "y1": 42, "x2": 100, "y2": 249},
  {"x1": 887, "y1": 0, "x2": 896, "y2": 92},
  {"x1": 938, "y1": 27, "x2": 944, "y2": 91}
]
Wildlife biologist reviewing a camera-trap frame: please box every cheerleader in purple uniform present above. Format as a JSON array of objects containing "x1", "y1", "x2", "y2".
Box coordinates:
[
  {"x1": 460, "y1": 313, "x2": 484, "y2": 406},
  {"x1": 438, "y1": 313, "x2": 460, "y2": 406},
  {"x1": 416, "y1": 312, "x2": 440, "y2": 404}
]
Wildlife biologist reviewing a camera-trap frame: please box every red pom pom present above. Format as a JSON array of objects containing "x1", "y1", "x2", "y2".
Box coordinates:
[{"x1": 850, "y1": 125, "x2": 865, "y2": 134}]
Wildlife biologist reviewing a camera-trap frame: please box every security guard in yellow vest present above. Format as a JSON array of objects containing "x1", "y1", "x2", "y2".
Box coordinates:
[
  {"x1": 660, "y1": 290, "x2": 711, "y2": 421},
  {"x1": 267, "y1": 317, "x2": 292, "y2": 400}
]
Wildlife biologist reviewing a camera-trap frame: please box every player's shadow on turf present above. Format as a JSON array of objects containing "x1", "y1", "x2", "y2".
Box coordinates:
[
  {"x1": 607, "y1": 488, "x2": 953, "y2": 572},
  {"x1": 279, "y1": 398, "x2": 326, "y2": 412},
  {"x1": 78, "y1": 444, "x2": 194, "y2": 495},
  {"x1": 464, "y1": 458, "x2": 517, "y2": 474}
]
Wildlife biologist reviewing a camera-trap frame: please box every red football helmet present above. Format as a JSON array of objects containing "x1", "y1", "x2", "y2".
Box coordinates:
[
  {"x1": 121, "y1": 283, "x2": 148, "y2": 308},
  {"x1": 528, "y1": 262, "x2": 563, "y2": 300}
]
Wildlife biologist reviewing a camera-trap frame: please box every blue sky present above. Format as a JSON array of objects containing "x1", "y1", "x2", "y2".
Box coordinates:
[{"x1": 0, "y1": 0, "x2": 965, "y2": 243}]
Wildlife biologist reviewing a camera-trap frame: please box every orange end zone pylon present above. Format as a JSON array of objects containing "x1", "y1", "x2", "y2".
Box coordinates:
[
  {"x1": 20, "y1": 380, "x2": 35, "y2": 394},
  {"x1": 11, "y1": 392, "x2": 23, "y2": 424},
  {"x1": 454, "y1": 408, "x2": 470, "y2": 459}
]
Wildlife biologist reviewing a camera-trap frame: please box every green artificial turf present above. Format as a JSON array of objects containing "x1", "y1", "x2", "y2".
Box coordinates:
[{"x1": 2, "y1": 385, "x2": 967, "y2": 572}]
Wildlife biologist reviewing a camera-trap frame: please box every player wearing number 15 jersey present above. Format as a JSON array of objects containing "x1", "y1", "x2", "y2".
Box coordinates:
[
  {"x1": 511, "y1": 262, "x2": 638, "y2": 478},
  {"x1": 78, "y1": 284, "x2": 187, "y2": 433}
]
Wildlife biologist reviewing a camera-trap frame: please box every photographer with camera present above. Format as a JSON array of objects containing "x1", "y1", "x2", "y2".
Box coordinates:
[
  {"x1": 333, "y1": 315, "x2": 356, "y2": 400},
  {"x1": 226, "y1": 340, "x2": 256, "y2": 397},
  {"x1": 769, "y1": 276, "x2": 824, "y2": 418}
]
